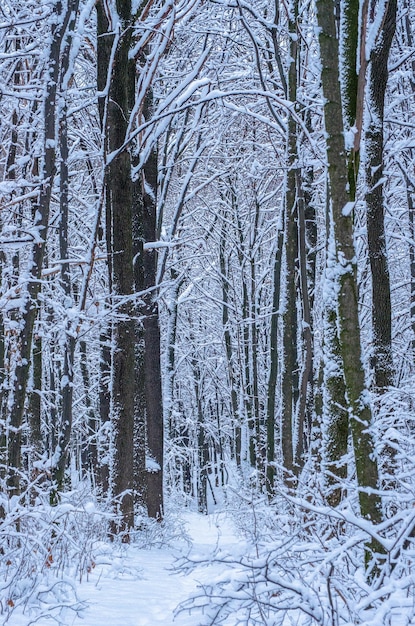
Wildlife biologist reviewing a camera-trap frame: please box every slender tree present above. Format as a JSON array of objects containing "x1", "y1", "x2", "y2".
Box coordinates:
[
  {"x1": 281, "y1": 0, "x2": 300, "y2": 483},
  {"x1": 52, "y1": 0, "x2": 80, "y2": 498},
  {"x1": 7, "y1": 0, "x2": 76, "y2": 497}
]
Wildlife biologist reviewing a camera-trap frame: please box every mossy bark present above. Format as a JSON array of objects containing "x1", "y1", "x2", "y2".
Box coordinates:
[
  {"x1": 323, "y1": 305, "x2": 349, "y2": 508},
  {"x1": 316, "y1": 0, "x2": 383, "y2": 536},
  {"x1": 365, "y1": 0, "x2": 396, "y2": 491}
]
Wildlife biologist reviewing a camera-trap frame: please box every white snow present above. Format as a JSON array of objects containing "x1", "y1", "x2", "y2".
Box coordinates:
[
  {"x1": 146, "y1": 456, "x2": 162, "y2": 472},
  {"x1": 342, "y1": 201, "x2": 355, "y2": 217},
  {"x1": 5, "y1": 501, "x2": 415, "y2": 626},
  {"x1": 10, "y1": 511, "x2": 243, "y2": 626}
]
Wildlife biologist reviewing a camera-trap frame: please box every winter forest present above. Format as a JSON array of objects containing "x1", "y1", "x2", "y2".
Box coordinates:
[{"x1": 1, "y1": 0, "x2": 415, "y2": 623}]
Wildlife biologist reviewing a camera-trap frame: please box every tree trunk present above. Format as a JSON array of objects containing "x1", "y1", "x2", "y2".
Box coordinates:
[
  {"x1": 219, "y1": 218, "x2": 240, "y2": 466},
  {"x1": 281, "y1": 2, "x2": 299, "y2": 483},
  {"x1": 142, "y1": 142, "x2": 164, "y2": 520},
  {"x1": 316, "y1": 0, "x2": 383, "y2": 538},
  {"x1": 365, "y1": 0, "x2": 396, "y2": 391},
  {"x1": 266, "y1": 225, "x2": 284, "y2": 497},
  {"x1": 7, "y1": 0, "x2": 73, "y2": 497},
  {"x1": 132, "y1": 151, "x2": 147, "y2": 511},
  {"x1": 28, "y1": 331, "x2": 43, "y2": 460},
  {"x1": 97, "y1": 0, "x2": 136, "y2": 536},
  {"x1": 79, "y1": 340, "x2": 99, "y2": 483},
  {"x1": 99, "y1": 330, "x2": 111, "y2": 495},
  {"x1": 295, "y1": 168, "x2": 314, "y2": 469},
  {"x1": 52, "y1": 0, "x2": 80, "y2": 497}
]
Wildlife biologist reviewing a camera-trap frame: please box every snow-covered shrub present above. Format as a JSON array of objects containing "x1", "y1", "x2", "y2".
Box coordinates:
[
  {"x1": 177, "y1": 493, "x2": 415, "y2": 626},
  {"x1": 0, "y1": 485, "x2": 109, "y2": 624},
  {"x1": 131, "y1": 505, "x2": 192, "y2": 549}
]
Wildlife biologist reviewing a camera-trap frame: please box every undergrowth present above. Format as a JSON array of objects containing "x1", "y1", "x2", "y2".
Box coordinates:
[{"x1": 0, "y1": 483, "x2": 108, "y2": 625}]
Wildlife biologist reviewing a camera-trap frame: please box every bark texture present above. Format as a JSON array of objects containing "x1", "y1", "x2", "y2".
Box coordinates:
[
  {"x1": 316, "y1": 0, "x2": 383, "y2": 532},
  {"x1": 97, "y1": 0, "x2": 136, "y2": 535},
  {"x1": 365, "y1": 0, "x2": 396, "y2": 391}
]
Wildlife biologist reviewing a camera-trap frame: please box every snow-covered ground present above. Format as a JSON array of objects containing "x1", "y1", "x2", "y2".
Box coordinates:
[
  {"x1": 7, "y1": 504, "x2": 415, "y2": 626},
  {"x1": 10, "y1": 511, "x2": 243, "y2": 626}
]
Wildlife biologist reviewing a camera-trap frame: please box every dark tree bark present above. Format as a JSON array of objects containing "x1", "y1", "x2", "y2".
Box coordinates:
[
  {"x1": 281, "y1": 1, "x2": 299, "y2": 483},
  {"x1": 97, "y1": 0, "x2": 136, "y2": 536},
  {"x1": 99, "y1": 331, "x2": 111, "y2": 494},
  {"x1": 295, "y1": 168, "x2": 314, "y2": 469},
  {"x1": 195, "y1": 372, "x2": 208, "y2": 515},
  {"x1": 219, "y1": 217, "x2": 240, "y2": 467},
  {"x1": 131, "y1": 81, "x2": 163, "y2": 518},
  {"x1": 365, "y1": 0, "x2": 396, "y2": 391},
  {"x1": 316, "y1": 0, "x2": 383, "y2": 570},
  {"x1": 79, "y1": 340, "x2": 98, "y2": 482},
  {"x1": 97, "y1": 0, "x2": 165, "y2": 525},
  {"x1": 133, "y1": 308, "x2": 147, "y2": 511},
  {"x1": 141, "y1": 141, "x2": 164, "y2": 520},
  {"x1": 266, "y1": 225, "x2": 283, "y2": 497},
  {"x1": 234, "y1": 209, "x2": 257, "y2": 469},
  {"x1": 28, "y1": 331, "x2": 43, "y2": 459}
]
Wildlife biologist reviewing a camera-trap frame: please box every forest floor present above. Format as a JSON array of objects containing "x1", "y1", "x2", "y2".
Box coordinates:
[
  {"x1": 11, "y1": 508, "x2": 243, "y2": 626},
  {"x1": 8, "y1": 493, "x2": 413, "y2": 626}
]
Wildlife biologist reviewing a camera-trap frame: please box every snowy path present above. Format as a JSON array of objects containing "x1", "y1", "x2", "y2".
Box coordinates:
[
  {"x1": 9, "y1": 510, "x2": 413, "y2": 626},
  {"x1": 76, "y1": 512, "x2": 239, "y2": 626},
  {"x1": 13, "y1": 511, "x2": 241, "y2": 626}
]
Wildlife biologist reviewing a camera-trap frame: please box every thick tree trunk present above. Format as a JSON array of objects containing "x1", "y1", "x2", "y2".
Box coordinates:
[
  {"x1": 132, "y1": 147, "x2": 147, "y2": 510},
  {"x1": 97, "y1": 0, "x2": 136, "y2": 536},
  {"x1": 365, "y1": 0, "x2": 396, "y2": 391},
  {"x1": 96, "y1": 5, "x2": 112, "y2": 499},
  {"x1": 316, "y1": 0, "x2": 383, "y2": 537},
  {"x1": 131, "y1": 78, "x2": 164, "y2": 518}
]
